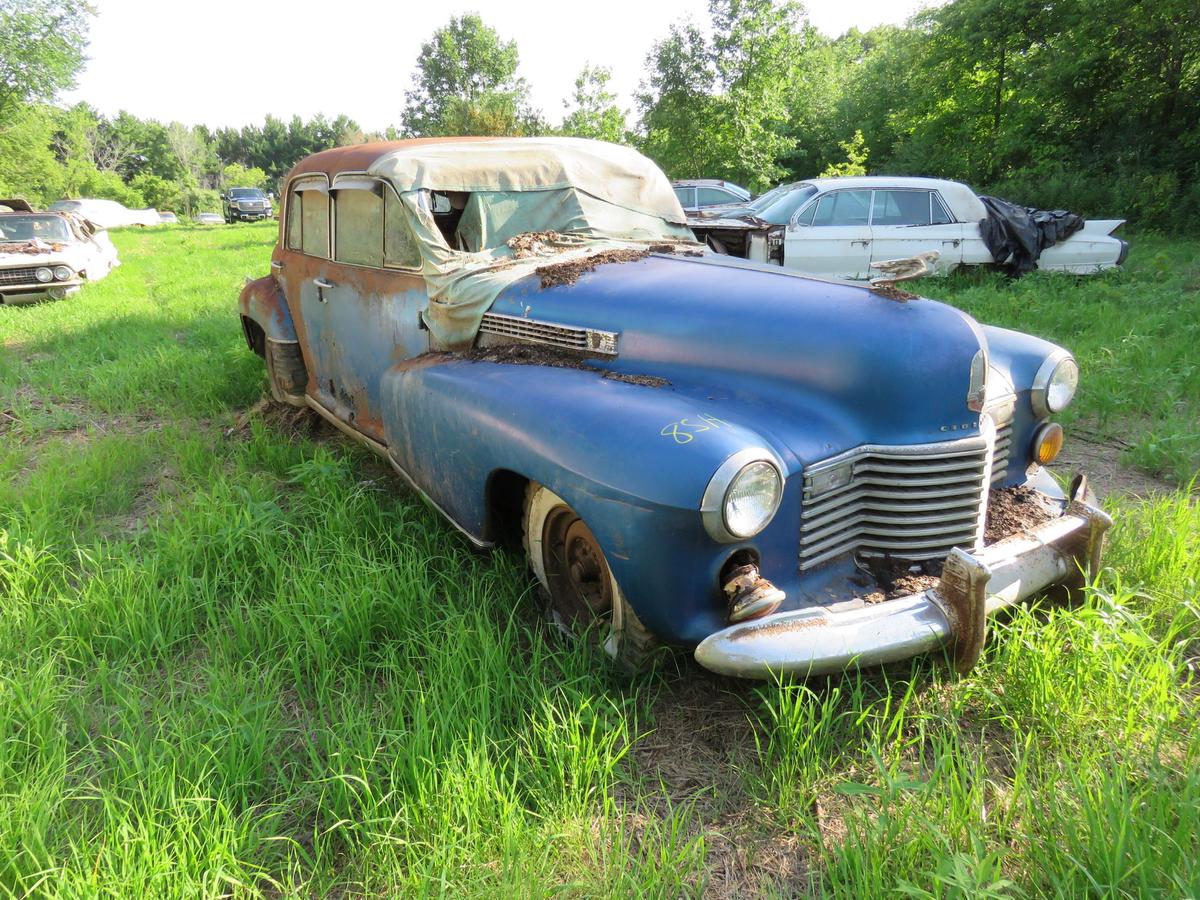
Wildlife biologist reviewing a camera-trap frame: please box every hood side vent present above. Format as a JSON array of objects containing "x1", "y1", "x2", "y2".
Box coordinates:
[{"x1": 478, "y1": 311, "x2": 619, "y2": 357}]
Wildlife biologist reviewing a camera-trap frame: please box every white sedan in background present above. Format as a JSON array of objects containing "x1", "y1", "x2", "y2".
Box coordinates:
[
  {"x1": 0, "y1": 208, "x2": 120, "y2": 305},
  {"x1": 688, "y1": 176, "x2": 1128, "y2": 280}
]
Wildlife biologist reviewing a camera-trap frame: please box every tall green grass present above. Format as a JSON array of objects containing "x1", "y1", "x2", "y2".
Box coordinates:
[{"x1": 0, "y1": 224, "x2": 1196, "y2": 895}]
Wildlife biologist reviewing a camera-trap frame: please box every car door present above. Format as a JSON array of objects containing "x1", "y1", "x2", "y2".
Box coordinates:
[
  {"x1": 868, "y1": 189, "x2": 965, "y2": 273},
  {"x1": 783, "y1": 189, "x2": 873, "y2": 278},
  {"x1": 277, "y1": 176, "x2": 429, "y2": 444}
]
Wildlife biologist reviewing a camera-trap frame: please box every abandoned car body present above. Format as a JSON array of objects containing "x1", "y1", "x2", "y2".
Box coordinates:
[
  {"x1": 238, "y1": 137, "x2": 1111, "y2": 678},
  {"x1": 689, "y1": 176, "x2": 1129, "y2": 280},
  {"x1": 0, "y1": 203, "x2": 119, "y2": 305}
]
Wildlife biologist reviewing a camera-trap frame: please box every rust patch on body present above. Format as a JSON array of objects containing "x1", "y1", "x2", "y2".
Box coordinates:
[
  {"x1": 985, "y1": 486, "x2": 1057, "y2": 544},
  {"x1": 727, "y1": 615, "x2": 828, "y2": 642},
  {"x1": 868, "y1": 283, "x2": 919, "y2": 303}
]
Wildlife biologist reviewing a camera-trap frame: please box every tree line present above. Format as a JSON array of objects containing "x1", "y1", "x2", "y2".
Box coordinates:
[{"x1": 2, "y1": 0, "x2": 1196, "y2": 228}]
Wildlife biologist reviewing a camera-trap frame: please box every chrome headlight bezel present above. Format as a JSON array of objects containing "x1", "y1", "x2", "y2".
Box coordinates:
[
  {"x1": 1031, "y1": 351, "x2": 1079, "y2": 417},
  {"x1": 701, "y1": 447, "x2": 786, "y2": 543},
  {"x1": 34, "y1": 267, "x2": 53, "y2": 283},
  {"x1": 53, "y1": 265, "x2": 72, "y2": 281}
]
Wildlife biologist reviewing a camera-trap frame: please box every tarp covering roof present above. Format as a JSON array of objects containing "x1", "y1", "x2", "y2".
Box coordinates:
[{"x1": 367, "y1": 137, "x2": 688, "y2": 225}]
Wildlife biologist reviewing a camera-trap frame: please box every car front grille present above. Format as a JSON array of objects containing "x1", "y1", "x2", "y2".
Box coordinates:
[
  {"x1": 991, "y1": 418, "x2": 1013, "y2": 484},
  {"x1": 799, "y1": 436, "x2": 990, "y2": 570},
  {"x1": 0, "y1": 266, "x2": 39, "y2": 287}
]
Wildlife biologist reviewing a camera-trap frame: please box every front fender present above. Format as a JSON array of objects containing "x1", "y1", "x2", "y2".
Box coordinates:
[
  {"x1": 379, "y1": 357, "x2": 786, "y2": 643},
  {"x1": 239, "y1": 275, "x2": 297, "y2": 343}
]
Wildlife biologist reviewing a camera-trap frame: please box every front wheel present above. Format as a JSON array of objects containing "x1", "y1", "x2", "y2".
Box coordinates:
[{"x1": 523, "y1": 483, "x2": 657, "y2": 672}]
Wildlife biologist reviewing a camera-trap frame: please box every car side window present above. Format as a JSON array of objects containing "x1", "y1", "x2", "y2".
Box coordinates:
[
  {"x1": 673, "y1": 187, "x2": 696, "y2": 208},
  {"x1": 697, "y1": 187, "x2": 734, "y2": 206},
  {"x1": 931, "y1": 193, "x2": 953, "y2": 225},
  {"x1": 811, "y1": 190, "x2": 872, "y2": 226},
  {"x1": 871, "y1": 190, "x2": 934, "y2": 226},
  {"x1": 793, "y1": 199, "x2": 817, "y2": 226},
  {"x1": 334, "y1": 186, "x2": 384, "y2": 267},
  {"x1": 297, "y1": 186, "x2": 329, "y2": 258},
  {"x1": 384, "y1": 189, "x2": 421, "y2": 269},
  {"x1": 286, "y1": 188, "x2": 302, "y2": 249}
]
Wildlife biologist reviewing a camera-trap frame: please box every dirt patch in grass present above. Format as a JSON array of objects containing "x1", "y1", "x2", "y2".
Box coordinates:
[
  {"x1": 229, "y1": 397, "x2": 327, "y2": 441},
  {"x1": 623, "y1": 674, "x2": 814, "y2": 897},
  {"x1": 1052, "y1": 432, "x2": 1180, "y2": 498}
]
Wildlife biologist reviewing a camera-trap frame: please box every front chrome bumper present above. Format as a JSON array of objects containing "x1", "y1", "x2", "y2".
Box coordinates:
[
  {"x1": 0, "y1": 282, "x2": 82, "y2": 305},
  {"x1": 694, "y1": 491, "x2": 1113, "y2": 679}
]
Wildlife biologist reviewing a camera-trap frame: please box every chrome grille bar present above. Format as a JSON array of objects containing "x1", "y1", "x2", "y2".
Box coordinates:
[
  {"x1": 0, "y1": 267, "x2": 40, "y2": 286},
  {"x1": 799, "y1": 436, "x2": 990, "y2": 570}
]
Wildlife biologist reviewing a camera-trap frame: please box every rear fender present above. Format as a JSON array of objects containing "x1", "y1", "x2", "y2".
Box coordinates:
[{"x1": 238, "y1": 275, "x2": 297, "y2": 344}]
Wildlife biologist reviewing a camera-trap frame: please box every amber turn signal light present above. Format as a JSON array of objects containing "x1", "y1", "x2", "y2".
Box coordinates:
[{"x1": 1033, "y1": 422, "x2": 1064, "y2": 465}]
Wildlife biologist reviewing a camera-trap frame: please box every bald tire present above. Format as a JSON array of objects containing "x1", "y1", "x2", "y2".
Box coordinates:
[{"x1": 523, "y1": 482, "x2": 657, "y2": 673}]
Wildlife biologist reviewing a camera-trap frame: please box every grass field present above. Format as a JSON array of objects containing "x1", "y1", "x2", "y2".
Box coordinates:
[{"x1": 0, "y1": 223, "x2": 1197, "y2": 897}]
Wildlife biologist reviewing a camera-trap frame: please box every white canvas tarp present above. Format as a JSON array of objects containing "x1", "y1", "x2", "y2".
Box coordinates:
[{"x1": 365, "y1": 138, "x2": 699, "y2": 349}]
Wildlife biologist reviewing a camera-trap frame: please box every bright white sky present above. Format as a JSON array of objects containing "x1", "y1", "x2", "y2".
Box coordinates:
[{"x1": 64, "y1": 0, "x2": 937, "y2": 133}]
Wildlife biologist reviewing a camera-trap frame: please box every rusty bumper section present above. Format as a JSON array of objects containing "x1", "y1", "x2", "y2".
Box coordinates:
[{"x1": 694, "y1": 493, "x2": 1113, "y2": 679}]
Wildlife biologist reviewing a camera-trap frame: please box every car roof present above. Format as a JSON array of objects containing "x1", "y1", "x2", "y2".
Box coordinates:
[
  {"x1": 783, "y1": 176, "x2": 985, "y2": 222},
  {"x1": 672, "y1": 179, "x2": 747, "y2": 191},
  {"x1": 287, "y1": 136, "x2": 686, "y2": 225},
  {"x1": 287, "y1": 137, "x2": 500, "y2": 181}
]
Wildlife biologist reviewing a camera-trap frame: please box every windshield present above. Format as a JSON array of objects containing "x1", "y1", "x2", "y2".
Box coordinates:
[
  {"x1": 229, "y1": 188, "x2": 266, "y2": 200},
  {"x1": 746, "y1": 183, "x2": 819, "y2": 223},
  {"x1": 0, "y1": 214, "x2": 72, "y2": 243}
]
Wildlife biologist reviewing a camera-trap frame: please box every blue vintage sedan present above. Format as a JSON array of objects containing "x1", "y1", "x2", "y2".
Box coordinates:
[{"x1": 238, "y1": 137, "x2": 1111, "y2": 679}]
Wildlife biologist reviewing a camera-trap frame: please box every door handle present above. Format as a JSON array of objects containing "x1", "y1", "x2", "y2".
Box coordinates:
[
  {"x1": 314, "y1": 277, "x2": 334, "y2": 304},
  {"x1": 270, "y1": 260, "x2": 284, "y2": 270},
  {"x1": 942, "y1": 239, "x2": 961, "y2": 248},
  {"x1": 851, "y1": 239, "x2": 871, "y2": 247}
]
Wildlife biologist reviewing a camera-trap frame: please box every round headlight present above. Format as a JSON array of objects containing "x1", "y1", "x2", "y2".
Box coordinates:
[
  {"x1": 1032, "y1": 354, "x2": 1078, "y2": 416},
  {"x1": 724, "y1": 461, "x2": 783, "y2": 537},
  {"x1": 35, "y1": 267, "x2": 53, "y2": 283},
  {"x1": 702, "y1": 449, "x2": 786, "y2": 543},
  {"x1": 53, "y1": 265, "x2": 72, "y2": 281}
]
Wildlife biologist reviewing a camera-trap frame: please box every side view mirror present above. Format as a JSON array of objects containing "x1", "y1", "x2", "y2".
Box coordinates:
[{"x1": 219, "y1": 193, "x2": 227, "y2": 201}]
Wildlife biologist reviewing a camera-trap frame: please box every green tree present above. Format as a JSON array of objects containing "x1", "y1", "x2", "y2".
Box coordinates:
[
  {"x1": 819, "y1": 129, "x2": 869, "y2": 177},
  {"x1": 560, "y1": 65, "x2": 627, "y2": 143},
  {"x1": 220, "y1": 163, "x2": 267, "y2": 190},
  {"x1": 400, "y1": 14, "x2": 541, "y2": 136},
  {"x1": 0, "y1": 0, "x2": 92, "y2": 119},
  {"x1": 638, "y1": 0, "x2": 804, "y2": 190}
]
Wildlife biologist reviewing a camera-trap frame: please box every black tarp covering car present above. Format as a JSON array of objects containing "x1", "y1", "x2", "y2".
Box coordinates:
[{"x1": 978, "y1": 196, "x2": 1085, "y2": 274}]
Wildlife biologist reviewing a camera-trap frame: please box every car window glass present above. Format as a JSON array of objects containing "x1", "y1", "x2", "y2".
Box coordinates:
[
  {"x1": 286, "y1": 188, "x2": 302, "y2": 249},
  {"x1": 334, "y1": 187, "x2": 384, "y2": 267},
  {"x1": 931, "y1": 193, "x2": 953, "y2": 225},
  {"x1": 811, "y1": 190, "x2": 872, "y2": 226},
  {"x1": 697, "y1": 187, "x2": 734, "y2": 206},
  {"x1": 871, "y1": 190, "x2": 934, "y2": 226},
  {"x1": 384, "y1": 189, "x2": 421, "y2": 268},
  {"x1": 793, "y1": 200, "x2": 817, "y2": 226},
  {"x1": 300, "y1": 190, "x2": 329, "y2": 258},
  {"x1": 673, "y1": 187, "x2": 695, "y2": 207}
]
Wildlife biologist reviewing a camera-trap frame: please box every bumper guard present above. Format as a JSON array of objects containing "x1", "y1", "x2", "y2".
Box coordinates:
[{"x1": 694, "y1": 489, "x2": 1113, "y2": 678}]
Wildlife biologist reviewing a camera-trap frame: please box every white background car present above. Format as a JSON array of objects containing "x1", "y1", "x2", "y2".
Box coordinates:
[
  {"x1": 689, "y1": 176, "x2": 1128, "y2": 279},
  {"x1": 48, "y1": 198, "x2": 162, "y2": 229},
  {"x1": 0, "y1": 209, "x2": 120, "y2": 304}
]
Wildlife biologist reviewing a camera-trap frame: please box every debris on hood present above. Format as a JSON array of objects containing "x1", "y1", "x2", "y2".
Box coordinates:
[
  {"x1": 2, "y1": 238, "x2": 65, "y2": 255},
  {"x1": 535, "y1": 242, "x2": 704, "y2": 289}
]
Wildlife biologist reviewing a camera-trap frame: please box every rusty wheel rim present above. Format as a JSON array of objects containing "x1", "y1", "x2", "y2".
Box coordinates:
[{"x1": 542, "y1": 506, "x2": 614, "y2": 632}]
